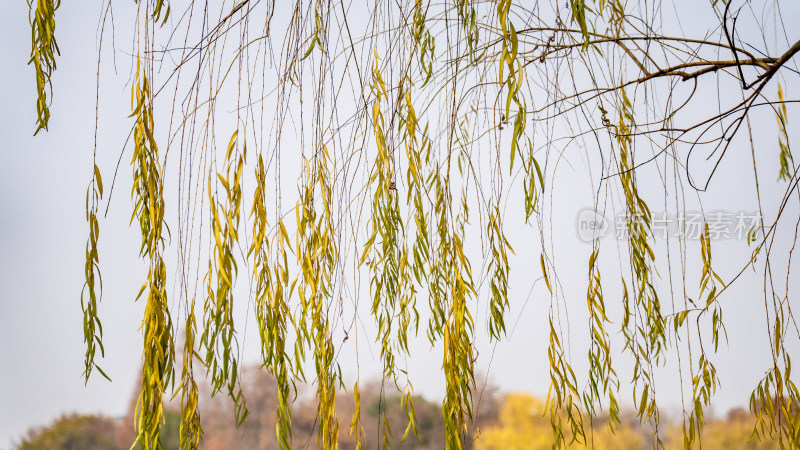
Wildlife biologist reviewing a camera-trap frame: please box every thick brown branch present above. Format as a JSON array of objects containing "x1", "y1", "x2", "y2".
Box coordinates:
[
  {"x1": 638, "y1": 57, "x2": 774, "y2": 82},
  {"x1": 635, "y1": 39, "x2": 800, "y2": 86},
  {"x1": 745, "y1": 39, "x2": 800, "y2": 89}
]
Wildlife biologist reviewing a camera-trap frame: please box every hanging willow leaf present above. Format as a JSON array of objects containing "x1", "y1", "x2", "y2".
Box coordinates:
[
  {"x1": 776, "y1": 84, "x2": 793, "y2": 182},
  {"x1": 178, "y1": 298, "x2": 203, "y2": 449},
  {"x1": 81, "y1": 163, "x2": 109, "y2": 384},
  {"x1": 296, "y1": 146, "x2": 339, "y2": 448},
  {"x1": 615, "y1": 88, "x2": 664, "y2": 444},
  {"x1": 27, "y1": 0, "x2": 60, "y2": 135},
  {"x1": 202, "y1": 129, "x2": 248, "y2": 426},
  {"x1": 129, "y1": 55, "x2": 175, "y2": 450}
]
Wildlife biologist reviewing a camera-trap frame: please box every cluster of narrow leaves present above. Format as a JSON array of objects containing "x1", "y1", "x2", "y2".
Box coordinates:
[
  {"x1": 680, "y1": 224, "x2": 725, "y2": 447},
  {"x1": 178, "y1": 296, "x2": 203, "y2": 450},
  {"x1": 137, "y1": 0, "x2": 169, "y2": 25},
  {"x1": 431, "y1": 167, "x2": 478, "y2": 450},
  {"x1": 776, "y1": 85, "x2": 793, "y2": 182},
  {"x1": 545, "y1": 254, "x2": 586, "y2": 449},
  {"x1": 81, "y1": 162, "x2": 108, "y2": 383},
  {"x1": 453, "y1": 0, "x2": 479, "y2": 60},
  {"x1": 486, "y1": 208, "x2": 513, "y2": 342},
  {"x1": 302, "y1": 0, "x2": 326, "y2": 58},
  {"x1": 496, "y1": 0, "x2": 527, "y2": 176},
  {"x1": 362, "y1": 54, "x2": 420, "y2": 447},
  {"x1": 522, "y1": 148, "x2": 544, "y2": 223},
  {"x1": 750, "y1": 346, "x2": 800, "y2": 447},
  {"x1": 616, "y1": 89, "x2": 664, "y2": 446},
  {"x1": 202, "y1": 130, "x2": 248, "y2": 426},
  {"x1": 410, "y1": 0, "x2": 435, "y2": 86},
  {"x1": 364, "y1": 52, "x2": 413, "y2": 381},
  {"x1": 27, "y1": 0, "x2": 60, "y2": 134},
  {"x1": 129, "y1": 56, "x2": 176, "y2": 450},
  {"x1": 748, "y1": 90, "x2": 800, "y2": 445},
  {"x1": 582, "y1": 249, "x2": 619, "y2": 433},
  {"x1": 486, "y1": 0, "x2": 519, "y2": 345},
  {"x1": 296, "y1": 147, "x2": 340, "y2": 448},
  {"x1": 249, "y1": 154, "x2": 295, "y2": 449}
]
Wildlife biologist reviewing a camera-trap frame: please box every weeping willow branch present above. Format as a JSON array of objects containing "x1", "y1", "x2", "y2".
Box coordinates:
[{"x1": 27, "y1": 0, "x2": 60, "y2": 135}]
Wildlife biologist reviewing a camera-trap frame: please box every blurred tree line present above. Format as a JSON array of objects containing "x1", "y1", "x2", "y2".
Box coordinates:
[{"x1": 15, "y1": 365, "x2": 780, "y2": 449}]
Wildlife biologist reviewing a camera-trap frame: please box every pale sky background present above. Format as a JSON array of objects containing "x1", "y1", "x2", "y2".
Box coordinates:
[{"x1": 2, "y1": 1, "x2": 800, "y2": 449}]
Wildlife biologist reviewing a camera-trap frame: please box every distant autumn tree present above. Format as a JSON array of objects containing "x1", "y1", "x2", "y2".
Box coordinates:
[
  {"x1": 23, "y1": 0, "x2": 800, "y2": 448},
  {"x1": 476, "y1": 393, "x2": 645, "y2": 450},
  {"x1": 662, "y1": 408, "x2": 780, "y2": 450},
  {"x1": 16, "y1": 414, "x2": 122, "y2": 450}
]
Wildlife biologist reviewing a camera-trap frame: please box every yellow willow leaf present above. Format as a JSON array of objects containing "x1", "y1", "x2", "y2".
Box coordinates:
[
  {"x1": 541, "y1": 254, "x2": 552, "y2": 293},
  {"x1": 94, "y1": 164, "x2": 103, "y2": 196},
  {"x1": 359, "y1": 230, "x2": 378, "y2": 265},
  {"x1": 278, "y1": 219, "x2": 290, "y2": 245},
  {"x1": 226, "y1": 129, "x2": 238, "y2": 161},
  {"x1": 509, "y1": 21, "x2": 519, "y2": 61}
]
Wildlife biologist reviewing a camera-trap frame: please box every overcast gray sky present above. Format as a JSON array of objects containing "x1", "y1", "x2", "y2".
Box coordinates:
[{"x1": 2, "y1": 1, "x2": 800, "y2": 449}]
